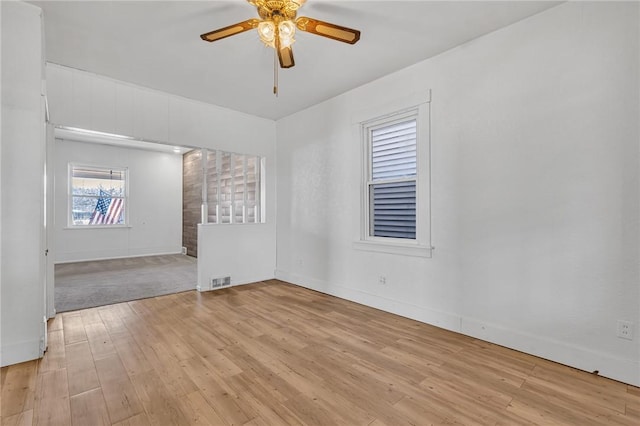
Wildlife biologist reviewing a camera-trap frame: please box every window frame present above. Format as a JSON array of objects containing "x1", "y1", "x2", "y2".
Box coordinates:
[
  {"x1": 68, "y1": 163, "x2": 129, "y2": 228},
  {"x1": 355, "y1": 95, "x2": 432, "y2": 257}
]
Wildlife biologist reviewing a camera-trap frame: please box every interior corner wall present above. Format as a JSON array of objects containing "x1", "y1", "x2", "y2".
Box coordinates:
[
  {"x1": 54, "y1": 139, "x2": 183, "y2": 263},
  {"x1": 45, "y1": 64, "x2": 277, "y2": 286},
  {"x1": 275, "y1": 1, "x2": 640, "y2": 386},
  {"x1": 182, "y1": 149, "x2": 202, "y2": 257},
  {"x1": 1, "y1": 1, "x2": 45, "y2": 366}
]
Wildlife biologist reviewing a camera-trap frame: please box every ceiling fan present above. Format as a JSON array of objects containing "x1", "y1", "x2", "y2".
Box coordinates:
[{"x1": 200, "y1": 0, "x2": 361, "y2": 93}]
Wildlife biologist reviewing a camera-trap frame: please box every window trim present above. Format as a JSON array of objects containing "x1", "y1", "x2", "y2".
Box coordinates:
[
  {"x1": 68, "y1": 163, "x2": 129, "y2": 228},
  {"x1": 354, "y1": 92, "x2": 432, "y2": 257}
]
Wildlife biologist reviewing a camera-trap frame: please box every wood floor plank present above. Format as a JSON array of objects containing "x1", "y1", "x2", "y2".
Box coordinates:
[
  {"x1": 98, "y1": 305, "x2": 128, "y2": 336},
  {"x1": 130, "y1": 370, "x2": 191, "y2": 426},
  {"x1": 61, "y1": 312, "x2": 87, "y2": 345},
  {"x1": 69, "y1": 388, "x2": 111, "y2": 426},
  {"x1": 282, "y1": 393, "x2": 343, "y2": 425},
  {"x1": 392, "y1": 395, "x2": 452, "y2": 425},
  {"x1": 65, "y1": 341, "x2": 100, "y2": 396},
  {"x1": 626, "y1": 402, "x2": 640, "y2": 421},
  {"x1": 32, "y1": 368, "x2": 71, "y2": 426},
  {"x1": 84, "y1": 321, "x2": 117, "y2": 361},
  {"x1": 177, "y1": 390, "x2": 227, "y2": 425},
  {"x1": 94, "y1": 354, "x2": 144, "y2": 423},
  {"x1": 180, "y1": 356, "x2": 255, "y2": 425},
  {"x1": 48, "y1": 314, "x2": 63, "y2": 332},
  {"x1": 1, "y1": 409, "x2": 33, "y2": 426},
  {"x1": 219, "y1": 344, "x2": 301, "y2": 403},
  {"x1": 110, "y1": 333, "x2": 153, "y2": 378},
  {"x1": 1, "y1": 362, "x2": 8, "y2": 387},
  {"x1": 3, "y1": 280, "x2": 638, "y2": 426},
  {"x1": 38, "y1": 329, "x2": 65, "y2": 373},
  {"x1": 111, "y1": 413, "x2": 152, "y2": 426},
  {"x1": 224, "y1": 372, "x2": 305, "y2": 425},
  {"x1": 513, "y1": 380, "x2": 628, "y2": 425},
  {"x1": 126, "y1": 328, "x2": 199, "y2": 399},
  {"x1": 0, "y1": 361, "x2": 38, "y2": 418},
  {"x1": 627, "y1": 386, "x2": 640, "y2": 420}
]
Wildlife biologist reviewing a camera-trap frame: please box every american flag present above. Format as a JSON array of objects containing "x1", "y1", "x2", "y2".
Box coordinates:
[{"x1": 89, "y1": 190, "x2": 124, "y2": 225}]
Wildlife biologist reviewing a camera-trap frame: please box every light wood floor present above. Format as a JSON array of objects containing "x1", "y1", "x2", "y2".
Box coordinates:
[{"x1": 1, "y1": 280, "x2": 639, "y2": 425}]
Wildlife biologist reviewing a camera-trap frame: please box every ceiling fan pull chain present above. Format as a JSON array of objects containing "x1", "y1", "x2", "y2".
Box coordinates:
[{"x1": 273, "y1": 48, "x2": 279, "y2": 97}]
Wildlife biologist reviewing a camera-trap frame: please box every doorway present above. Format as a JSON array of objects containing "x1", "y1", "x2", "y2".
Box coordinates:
[{"x1": 47, "y1": 126, "x2": 199, "y2": 313}]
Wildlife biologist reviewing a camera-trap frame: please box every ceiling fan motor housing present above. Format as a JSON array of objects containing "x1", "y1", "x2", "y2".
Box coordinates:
[{"x1": 253, "y1": 0, "x2": 303, "y2": 21}]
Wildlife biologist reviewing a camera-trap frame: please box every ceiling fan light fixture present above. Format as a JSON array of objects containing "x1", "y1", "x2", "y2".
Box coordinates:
[
  {"x1": 258, "y1": 19, "x2": 296, "y2": 49},
  {"x1": 278, "y1": 20, "x2": 296, "y2": 48},
  {"x1": 258, "y1": 21, "x2": 276, "y2": 46},
  {"x1": 200, "y1": 0, "x2": 360, "y2": 93}
]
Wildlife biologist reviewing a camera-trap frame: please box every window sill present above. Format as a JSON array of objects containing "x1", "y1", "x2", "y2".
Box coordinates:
[
  {"x1": 199, "y1": 222, "x2": 266, "y2": 227},
  {"x1": 353, "y1": 240, "x2": 433, "y2": 258},
  {"x1": 64, "y1": 225, "x2": 132, "y2": 230}
]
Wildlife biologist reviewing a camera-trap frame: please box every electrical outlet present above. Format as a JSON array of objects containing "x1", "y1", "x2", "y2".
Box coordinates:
[
  {"x1": 378, "y1": 276, "x2": 386, "y2": 285},
  {"x1": 616, "y1": 320, "x2": 633, "y2": 340}
]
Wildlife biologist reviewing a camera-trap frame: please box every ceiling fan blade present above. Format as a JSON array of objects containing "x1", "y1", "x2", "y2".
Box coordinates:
[
  {"x1": 200, "y1": 19, "x2": 260, "y2": 42},
  {"x1": 295, "y1": 17, "x2": 360, "y2": 44},
  {"x1": 278, "y1": 45, "x2": 295, "y2": 69}
]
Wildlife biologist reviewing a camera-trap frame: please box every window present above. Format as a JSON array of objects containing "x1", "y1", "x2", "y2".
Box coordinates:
[
  {"x1": 368, "y1": 115, "x2": 417, "y2": 239},
  {"x1": 356, "y1": 96, "x2": 431, "y2": 257},
  {"x1": 69, "y1": 164, "x2": 127, "y2": 226},
  {"x1": 204, "y1": 149, "x2": 264, "y2": 224}
]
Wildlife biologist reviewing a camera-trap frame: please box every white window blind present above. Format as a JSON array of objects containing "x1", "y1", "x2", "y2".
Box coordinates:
[{"x1": 368, "y1": 118, "x2": 417, "y2": 239}]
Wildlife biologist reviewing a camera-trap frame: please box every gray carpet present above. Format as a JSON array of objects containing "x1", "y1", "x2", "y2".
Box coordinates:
[{"x1": 55, "y1": 254, "x2": 197, "y2": 312}]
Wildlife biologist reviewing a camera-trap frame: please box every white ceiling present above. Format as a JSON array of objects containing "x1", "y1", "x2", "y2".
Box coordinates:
[{"x1": 30, "y1": 1, "x2": 560, "y2": 121}]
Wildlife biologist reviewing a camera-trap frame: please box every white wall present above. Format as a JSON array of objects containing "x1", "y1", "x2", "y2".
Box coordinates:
[
  {"x1": 198, "y1": 223, "x2": 275, "y2": 289},
  {"x1": 275, "y1": 2, "x2": 640, "y2": 386},
  {"x1": 46, "y1": 64, "x2": 277, "y2": 287},
  {"x1": 1, "y1": 1, "x2": 46, "y2": 366},
  {"x1": 54, "y1": 139, "x2": 183, "y2": 262}
]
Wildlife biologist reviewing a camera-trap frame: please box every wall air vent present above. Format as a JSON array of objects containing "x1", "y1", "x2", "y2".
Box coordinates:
[{"x1": 210, "y1": 276, "x2": 231, "y2": 290}]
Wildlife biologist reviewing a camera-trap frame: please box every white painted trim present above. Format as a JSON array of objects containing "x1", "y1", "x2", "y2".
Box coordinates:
[
  {"x1": 63, "y1": 225, "x2": 133, "y2": 230},
  {"x1": 275, "y1": 269, "x2": 460, "y2": 332},
  {"x1": 357, "y1": 98, "x2": 432, "y2": 256},
  {"x1": 54, "y1": 248, "x2": 184, "y2": 264},
  {"x1": 198, "y1": 222, "x2": 269, "y2": 228},
  {"x1": 460, "y1": 317, "x2": 640, "y2": 387},
  {"x1": 274, "y1": 269, "x2": 640, "y2": 387},
  {"x1": 352, "y1": 240, "x2": 432, "y2": 258}
]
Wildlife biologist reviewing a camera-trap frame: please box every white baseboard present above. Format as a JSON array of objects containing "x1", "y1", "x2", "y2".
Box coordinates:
[
  {"x1": 460, "y1": 316, "x2": 640, "y2": 387},
  {"x1": 274, "y1": 269, "x2": 640, "y2": 387},
  {"x1": 197, "y1": 275, "x2": 273, "y2": 292},
  {"x1": 1, "y1": 338, "x2": 42, "y2": 367},
  {"x1": 55, "y1": 248, "x2": 184, "y2": 264},
  {"x1": 275, "y1": 269, "x2": 460, "y2": 331}
]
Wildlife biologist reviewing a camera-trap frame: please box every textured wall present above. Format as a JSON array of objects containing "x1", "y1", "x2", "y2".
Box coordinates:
[
  {"x1": 183, "y1": 150, "x2": 202, "y2": 257},
  {"x1": 275, "y1": 1, "x2": 639, "y2": 386}
]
